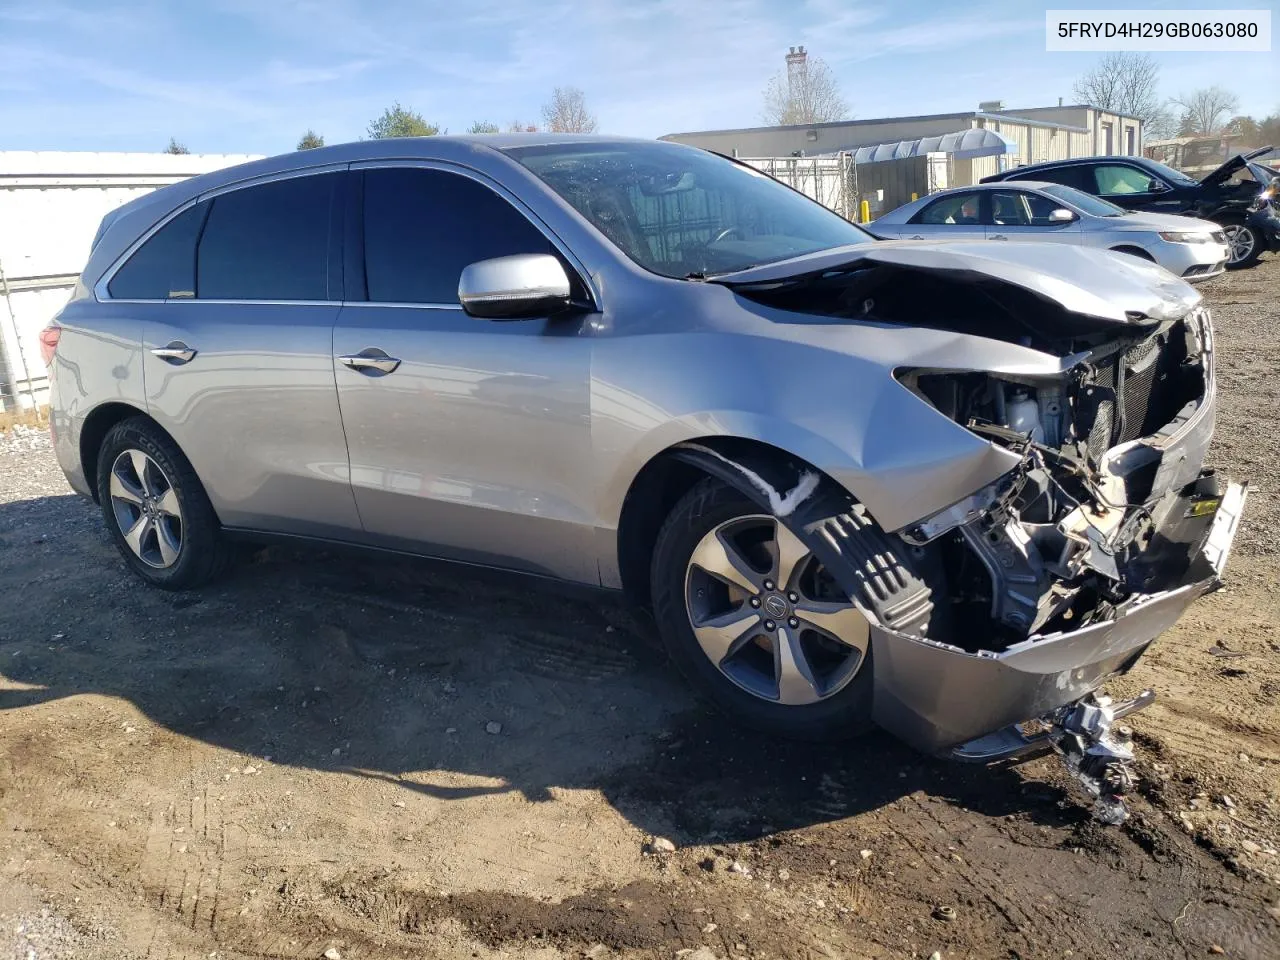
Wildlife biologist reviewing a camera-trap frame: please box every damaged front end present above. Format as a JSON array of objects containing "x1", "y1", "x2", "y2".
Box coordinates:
[
  {"x1": 717, "y1": 248, "x2": 1246, "y2": 821},
  {"x1": 881, "y1": 305, "x2": 1245, "y2": 818}
]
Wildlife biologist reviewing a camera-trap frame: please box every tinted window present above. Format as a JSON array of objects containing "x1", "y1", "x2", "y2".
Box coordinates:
[
  {"x1": 362, "y1": 168, "x2": 552, "y2": 303},
  {"x1": 1016, "y1": 165, "x2": 1090, "y2": 191},
  {"x1": 198, "y1": 174, "x2": 337, "y2": 300},
  {"x1": 108, "y1": 203, "x2": 207, "y2": 299},
  {"x1": 915, "y1": 192, "x2": 983, "y2": 225},
  {"x1": 991, "y1": 190, "x2": 1063, "y2": 226},
  {"x1": 505, "y1": 141, "x2": 872, "y2": 279},
  {"x1": 1094, "y1": 164, "x2": 1162, "y2": 196}
]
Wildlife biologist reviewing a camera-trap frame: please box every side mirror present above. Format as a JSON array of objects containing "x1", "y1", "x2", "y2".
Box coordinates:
[
  {"x1": 458, "y1": 254, "x2": 572, "y2": 320},
  {"x1": 1147, "y1": 179, "x2": 1170, "y2": 193},
  {"x1": 1049, "y1": 208, "x2": 1076, "y2": 222}
]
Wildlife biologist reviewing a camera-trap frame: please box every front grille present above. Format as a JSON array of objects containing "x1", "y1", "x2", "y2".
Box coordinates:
[{"x1": 1082, "y1": 319, "x2": 1193, "y2": 458}]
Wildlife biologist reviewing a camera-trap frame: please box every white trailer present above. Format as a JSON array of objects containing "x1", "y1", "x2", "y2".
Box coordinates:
[{"x1": 0, "y1": 151, "x2": 260, "y2": 410}]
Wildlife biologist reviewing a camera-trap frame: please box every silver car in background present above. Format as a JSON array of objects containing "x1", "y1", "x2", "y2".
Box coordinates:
[
  {"x1": 43, "y1": 136, "x2": 1244, "y2": 820},
  {"x1": 868, "y1": 181, "x2": 1231, "y2": 281}
]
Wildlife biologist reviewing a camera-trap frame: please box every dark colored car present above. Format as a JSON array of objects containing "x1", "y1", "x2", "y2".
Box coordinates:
[{"x1": 982, "y1": 147, "x2": 1279, "y2": 269}]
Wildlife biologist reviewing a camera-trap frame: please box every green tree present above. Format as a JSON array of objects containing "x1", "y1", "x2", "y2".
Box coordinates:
[
  {"x1": 164, "y1": 137, "x2": 190, "y2": 155},
  {"x1": 296, "y1": 129, "x2": 325, "y2": 150},
  {"x1": 367, "y1": 102, "x2": 440, "y2": 139},
  {"x1": 467, "y1": 121, "x2": 500, "y2": 134}
]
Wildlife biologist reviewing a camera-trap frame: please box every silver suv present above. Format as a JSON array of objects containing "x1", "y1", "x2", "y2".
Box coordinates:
[{"x1": 45, "y1": 136, "x2": 1244, "y2": 796}]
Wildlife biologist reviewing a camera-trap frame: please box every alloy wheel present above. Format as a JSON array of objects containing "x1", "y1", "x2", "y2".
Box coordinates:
[
  {"x1": 109, "y1": 449, "x2": 184, "y2": 569},
  {"x1": 684, "y1": 514, "x2": 868, "y2": 705},
  {"x1": 1224, "y1": 224, "x2": 1256, "y2": 264}
]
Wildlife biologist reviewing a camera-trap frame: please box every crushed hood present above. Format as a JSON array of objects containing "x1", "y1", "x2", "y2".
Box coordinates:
[{"x1": 714, "y1": 239, "x2": 1201, "y2": 326}]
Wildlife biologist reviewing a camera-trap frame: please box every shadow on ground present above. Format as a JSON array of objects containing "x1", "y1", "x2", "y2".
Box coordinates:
[{"x1": 0, "y1": 493, "x2": 1073, "y2": 845}]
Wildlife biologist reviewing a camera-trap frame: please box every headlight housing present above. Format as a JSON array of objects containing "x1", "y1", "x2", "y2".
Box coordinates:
[{"x1": 1157, "y1": 231, "x2": 1215, "y2": 244}]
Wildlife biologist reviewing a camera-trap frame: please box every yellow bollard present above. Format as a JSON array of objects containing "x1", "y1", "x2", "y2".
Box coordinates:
[
  {"x1": 911, "y1": 192, "x2": 918, "y2": 201},
  {"x1": 860, "y1": 199, "x2": 870, "y2": 223}
]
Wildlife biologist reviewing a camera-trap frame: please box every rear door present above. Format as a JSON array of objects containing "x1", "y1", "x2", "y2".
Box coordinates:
[
  {"x1": 986, "y1": 189, "x2": 1082, "y2": 244},
  {"x1": 117, "y1": 169, "x2": 362, "y2": 538},
  {"x1": 902, "y1": 190, "x2": 987, "y2": 240},
  {"x1": 331, "y1": 163, "x2": 596, "y2": 582}
]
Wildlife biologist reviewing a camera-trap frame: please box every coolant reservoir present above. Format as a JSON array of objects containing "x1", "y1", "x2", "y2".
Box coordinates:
[{"x1": 1006, "y1": 389, "x2": 1044, "y2": 443}]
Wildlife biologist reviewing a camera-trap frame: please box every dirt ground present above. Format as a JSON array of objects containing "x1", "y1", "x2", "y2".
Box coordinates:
[{"x1": 2, "y1": 259, "x2": 1279, "y2": 960}]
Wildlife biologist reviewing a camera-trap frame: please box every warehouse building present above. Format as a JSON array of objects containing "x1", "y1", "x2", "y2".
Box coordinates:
[{"x1": 664, "y1": 99, "x2": 1143, "y2": 217}]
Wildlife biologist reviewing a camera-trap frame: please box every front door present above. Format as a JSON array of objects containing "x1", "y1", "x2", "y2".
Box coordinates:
[
  {"x1": 117, "y1": 169, "x2": 361, "y2": 537},
  {"x1": 332, "y1": 164, "x2": 596, "y2": 582},
  {"x1": 1090, "y1": 163, "x2": 1185, "y2": 213},
  {"x1": 986, "y1": 189, "x2": 1083, "y2": 244}
]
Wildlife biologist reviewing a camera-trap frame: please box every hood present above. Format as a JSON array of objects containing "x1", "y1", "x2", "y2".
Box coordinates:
[
  {"x1": 1111, "y1": 210, "x2": 1226, "y2": 234},
  {"x1": 1200, "y1": 146, "x2": 1277, "y2": 187},
  {"x1": 713, "y1": 239, "x2": 1200, "y2": 327}
]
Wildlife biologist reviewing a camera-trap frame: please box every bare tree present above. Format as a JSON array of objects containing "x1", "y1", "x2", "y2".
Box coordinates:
[
  {"x1": 1071, "y1": 52, "x2": 1171, "y2": 135},
  {"x1": 506, "y1": 119, "x2": 539, "y2": 133},
  {"x1": 1171, "y1": 85, "x2": 1240, "y2": 135},
  {"x1": 540, "y1": 87, "x2": 598, "y2": 133},
  {"x1": 762, "y1": 48, "x2": 849, "y2": 125},
  {"x1": 467, "y1": 121, "x2": 500, "y2": 134},
  {"x1": 164, "y1": 137, "x2": 190, "y2": 155}
]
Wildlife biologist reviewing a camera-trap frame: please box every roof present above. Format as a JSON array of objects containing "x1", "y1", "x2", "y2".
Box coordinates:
[
  {"x1": 832, "y1": 128, "x2": 1018, "y2": 163},
  {"x1": 1008, "y1": 103, "x2": 1144, "y2": 123},
  {"x1": 663, "y1": 107, "x2": 1093, "y2": 141}
]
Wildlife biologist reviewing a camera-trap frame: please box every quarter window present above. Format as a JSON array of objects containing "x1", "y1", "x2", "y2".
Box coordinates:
[
  {"x1": 361, "y1": 168, "x2": 552, "y2": 304},
  {"x1": 107, "y1": 202, "x2": 208, "y2": 300},
  {"x1": 197, "y1": 174, "x2": 338, "y2": 300}
]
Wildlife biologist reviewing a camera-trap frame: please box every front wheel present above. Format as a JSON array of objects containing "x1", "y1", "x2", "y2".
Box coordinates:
[
  {"x1": 1221, "y1": 219, "x2": 1262, "y2": 269},
  {"x1": 651, "y1": 478, "x2": 874, "y2": 741},
  {"x1": 96, "y1": 418, "x2": 234, "y2": 589}
]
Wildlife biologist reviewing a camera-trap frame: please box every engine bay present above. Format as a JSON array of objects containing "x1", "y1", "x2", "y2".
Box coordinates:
[{"x1": 894, "y1": 310, "x2": 1218, "y2": 654}]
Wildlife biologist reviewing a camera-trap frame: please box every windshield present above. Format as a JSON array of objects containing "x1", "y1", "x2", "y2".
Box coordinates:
[
  {"x1": 1145, "y1": 159, "x2": 1199, "y2": 186},
  {"x1": 503, "y1": 141, "x2": 872, "y2": 278},
  {"x1": 1039, "y1": 183, "x2": 1126, "y2": 217}
]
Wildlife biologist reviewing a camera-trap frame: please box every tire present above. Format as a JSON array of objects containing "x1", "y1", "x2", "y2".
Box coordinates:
[
  {"x1": 651, "y1": 477, "x2": 874, "y2": 741},
  {"x1": 96, "y1": 417, "x2": 234, "y2": 589},
  {"x1": 1220, "y1": 217, "x2": 1262, "y2": 270}
]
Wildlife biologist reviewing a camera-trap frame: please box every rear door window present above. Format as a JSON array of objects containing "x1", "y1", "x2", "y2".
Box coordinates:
[
  {"x1": 197, "y1": 173, "x2": 339, "y2": 300},
  {"x1": 913, "y1": 192, "x2": 984, "y2": 225},
  {"x1": 107, "y1": 203, "x2": 208, "y2": 300},
  {"x1": 361, "y1": 168, "x2": 552, "y2": 304},
  {"x1": 1017, "y1": 165, "x2": 1091, "y2": 191}
]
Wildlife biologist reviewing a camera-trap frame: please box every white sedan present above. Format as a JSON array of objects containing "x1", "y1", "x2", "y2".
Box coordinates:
[{"x1": 868, "y1": 181, "x2": 1231, "y2": 281}]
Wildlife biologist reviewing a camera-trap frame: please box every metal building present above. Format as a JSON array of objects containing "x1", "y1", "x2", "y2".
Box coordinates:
[{"x1": 0, "y1": 151, "x2": 260, "y2": 411}]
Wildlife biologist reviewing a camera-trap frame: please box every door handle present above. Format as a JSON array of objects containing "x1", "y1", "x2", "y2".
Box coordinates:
[
  {"x1": 989, "y1": 234, "x2": 1008, "y2": 240},
  {"x1": 339, "y1": 350, "x2": 401, "y2": 375},
  {"x1": 151, "y1": 341, "x2": 197, "y2": 364}
]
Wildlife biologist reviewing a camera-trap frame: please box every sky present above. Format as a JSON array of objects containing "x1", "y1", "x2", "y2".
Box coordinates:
[{"x1": 0, "y1": 0, "x2": 1275, "y2": 155}]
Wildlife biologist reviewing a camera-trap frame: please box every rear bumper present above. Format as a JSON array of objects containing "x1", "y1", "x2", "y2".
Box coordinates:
[{"x1": 870, "y1": 478, "x2": 1246, "y2": 753}]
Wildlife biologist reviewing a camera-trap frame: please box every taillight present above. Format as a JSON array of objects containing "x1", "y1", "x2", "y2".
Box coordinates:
[{"x1": 39, "y1": 323, "x2": 61, "y2": 367}]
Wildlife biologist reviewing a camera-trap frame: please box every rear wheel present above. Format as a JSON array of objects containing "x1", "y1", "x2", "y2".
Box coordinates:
[
  {"x1": 96, "y1": 418, "x2": 233, "y2": 589},
  {"x1": 651, "y1": 478, "x2": 873, "y2": 741},
  {"x1": 1221, "y1": 218, "x2": 1261, "y2": 269}
]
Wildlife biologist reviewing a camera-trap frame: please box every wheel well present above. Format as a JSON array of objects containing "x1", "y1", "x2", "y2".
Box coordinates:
[
  {"x1": 1109, "y1": 245, "x2": 1155, "y2": 261},
  {"x1": 79, "y1": 402, "x2": 159, "y2": 501},
  {"x1": 615, "y1": 437, "x2": 826, "y2": 608}
]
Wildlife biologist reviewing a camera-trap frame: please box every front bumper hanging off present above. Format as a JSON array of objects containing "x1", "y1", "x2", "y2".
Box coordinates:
[{"x1": 872, "y1": 477, "x2": 1245, "y2": 754}]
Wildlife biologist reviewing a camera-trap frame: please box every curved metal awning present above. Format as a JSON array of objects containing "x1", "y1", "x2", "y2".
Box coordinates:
[{"x1": 834, "y1": 128, "x2": 1018, "y2": 164}]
